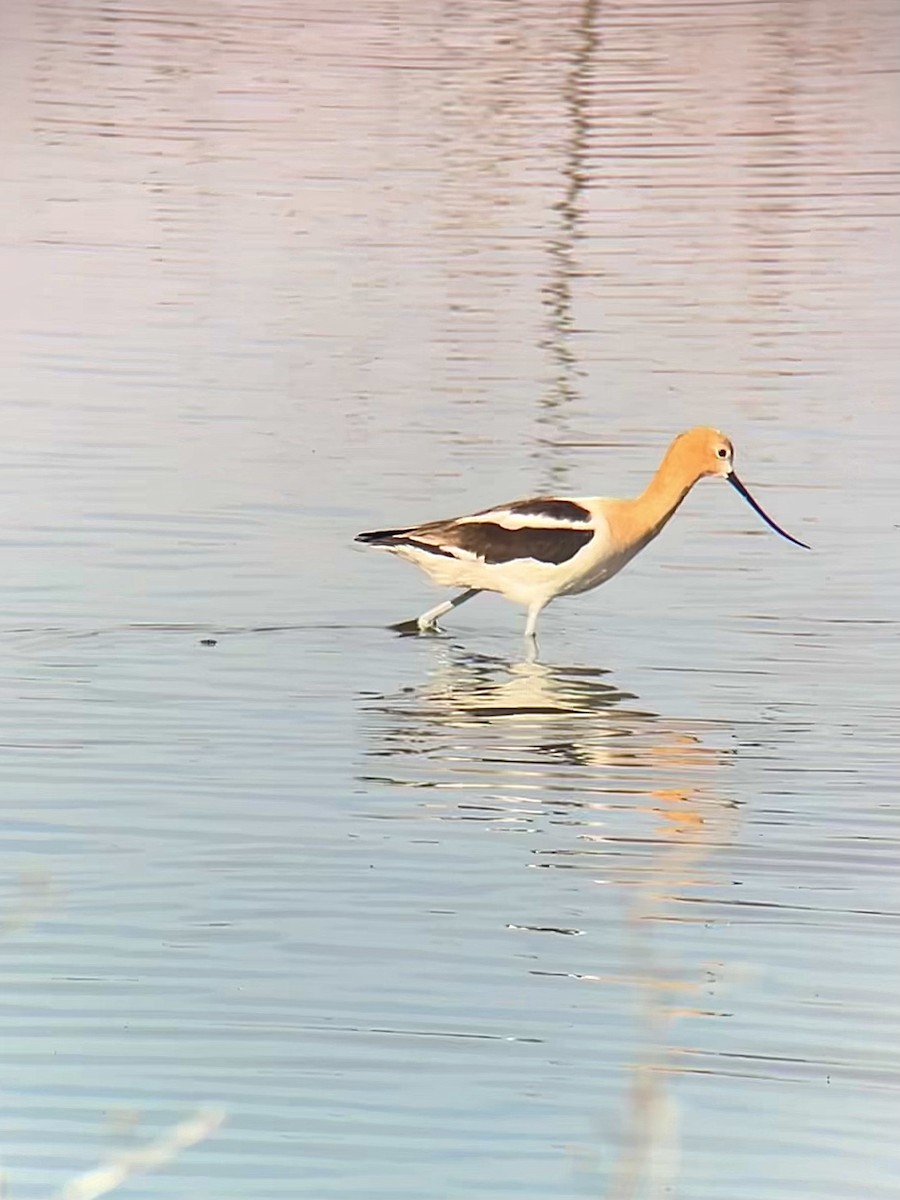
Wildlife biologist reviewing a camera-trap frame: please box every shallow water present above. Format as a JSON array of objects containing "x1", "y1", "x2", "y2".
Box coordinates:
[{"x1": 1, "y1": 1, "x2": 899, "y2": 1196}]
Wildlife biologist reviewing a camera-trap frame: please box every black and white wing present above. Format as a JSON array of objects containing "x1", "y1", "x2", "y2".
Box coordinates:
[{"x1": 356, "y1": 496, "x2": 595, "y2": 565}]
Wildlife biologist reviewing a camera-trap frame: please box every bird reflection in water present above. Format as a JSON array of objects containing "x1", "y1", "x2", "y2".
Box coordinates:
[
  {"x1": 362, "y1": 647, "x2": 730, "y2": 799},
  {"x1": 361, "y1": 647, "x2": 740, "y2": 1195}
]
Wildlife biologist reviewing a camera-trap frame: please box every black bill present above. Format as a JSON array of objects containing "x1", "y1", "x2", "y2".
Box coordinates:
[{"x1": 728, "y1": 472, "x2": 810, "y2": 549}]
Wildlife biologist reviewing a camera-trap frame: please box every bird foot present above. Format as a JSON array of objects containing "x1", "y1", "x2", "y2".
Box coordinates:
[
  {"x1": 388, "y1": 617, "x2": 442, "y2": 636},
  {"x1": 416, "y1": 619, "x2": 444, "y2": 635}
]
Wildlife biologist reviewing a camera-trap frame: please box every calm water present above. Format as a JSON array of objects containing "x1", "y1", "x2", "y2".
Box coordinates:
[{"x1": 1, "y1": 1, "x2": 899, "y2": 1196}]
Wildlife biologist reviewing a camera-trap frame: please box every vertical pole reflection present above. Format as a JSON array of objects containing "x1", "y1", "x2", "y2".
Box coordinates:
[
  {"x1": 537, "y1": 0, "x2": 600, "y2": 489},
  {"x1": 598, "y1": 784, "x2": 741, "y2": 1200}
]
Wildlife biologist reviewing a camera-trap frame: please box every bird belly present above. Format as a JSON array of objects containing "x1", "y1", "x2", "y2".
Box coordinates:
[
  {"x1": 554, "y1": 529, "x2": 634, "y2": 597},
  {"x1": 385, "y1": 543, "x2": 579, "y2": 607},
  {"x1": 559, "y1": 554, "x2": 629, "y2": 596}
]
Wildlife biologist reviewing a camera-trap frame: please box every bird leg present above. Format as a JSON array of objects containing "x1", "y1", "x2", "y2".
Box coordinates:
[
  {"x1": 523, "y1": 602, "x2": 544, "y2": 642},
  {"x1": 413, "y1": 588, "x2": 481, "y2": 632},
  {"x1": 523, "y1": 602, "x2": 548, "y2": 660}
]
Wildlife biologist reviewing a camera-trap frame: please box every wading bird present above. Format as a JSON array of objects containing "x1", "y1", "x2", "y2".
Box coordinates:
[{"x1": 356, "y1": 427, "x2": 808, "y2": 644}]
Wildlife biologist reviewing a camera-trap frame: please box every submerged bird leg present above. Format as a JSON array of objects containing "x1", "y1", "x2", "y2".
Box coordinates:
[
  {"x1": 523, "y1": 602, "x2": 544, "y2": 642},
  {"x1": 523, "y1": 604, "x2": 545, "y2": 663},
  {"x1": 415, "y1": 588, "x2": 481, "y2": 632}
]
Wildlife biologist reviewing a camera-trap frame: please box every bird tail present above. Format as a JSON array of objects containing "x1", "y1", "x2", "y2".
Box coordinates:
[{"x1": 355, "y1": 528, "x2": 411, "y2": 545}]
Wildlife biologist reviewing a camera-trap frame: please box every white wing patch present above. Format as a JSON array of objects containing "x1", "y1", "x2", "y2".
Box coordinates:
[{"x1": 457, "y1": 500, "x2": 594, "y2": 531}]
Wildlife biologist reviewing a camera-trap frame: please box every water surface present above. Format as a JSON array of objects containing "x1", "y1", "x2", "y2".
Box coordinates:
[{"x1": 1, "y1": 1, "x2": 899, "y2": 1196}]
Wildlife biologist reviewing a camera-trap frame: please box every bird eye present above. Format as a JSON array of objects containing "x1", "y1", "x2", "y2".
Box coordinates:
[{"x1": 716, "y1": 447, "x2": 728, "y2": 458}]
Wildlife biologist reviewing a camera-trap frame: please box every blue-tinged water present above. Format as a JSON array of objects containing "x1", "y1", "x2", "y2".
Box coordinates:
[{"x1": 1, "y1": 1, "x2": 899, "y2": 1196}]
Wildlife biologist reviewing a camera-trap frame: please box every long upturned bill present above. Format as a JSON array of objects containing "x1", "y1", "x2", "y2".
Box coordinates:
[{"x1": 728, "y1": 472, "x2": 810, "y2": 549}]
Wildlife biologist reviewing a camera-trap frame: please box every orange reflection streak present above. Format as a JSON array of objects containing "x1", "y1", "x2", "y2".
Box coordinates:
[{"x1": 361, "y1": 645, "x2": 740, "y2": 1195}]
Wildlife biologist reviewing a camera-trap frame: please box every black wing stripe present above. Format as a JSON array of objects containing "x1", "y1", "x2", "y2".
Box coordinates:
[
  {"x1": 356, "y1": 528, "x2": 410, "y2": 544},
  {"x1": 355, "y1": 529, "x2": 459, "y2": 558},
  {"x1": 452, "y1": 522, "x2": 592, "y2": 565},
  {"x1": 503, "y1": 498, "x2": 592, "y2": 523},
  {"x1": 386, "y1": 535, "x2": 459, "y2": 559}
]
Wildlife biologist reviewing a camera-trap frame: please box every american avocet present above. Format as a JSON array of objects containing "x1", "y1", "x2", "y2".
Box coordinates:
[{"x1": 356, "y1": 427, "x2": 808, "y2": 643}]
